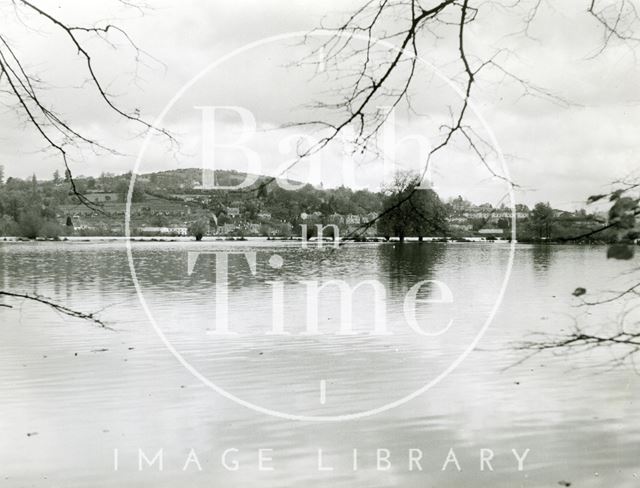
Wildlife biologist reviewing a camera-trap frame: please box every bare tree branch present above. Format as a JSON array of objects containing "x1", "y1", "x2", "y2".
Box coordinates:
[
  {"x1": 0, "y1": 0, "x2": 175, "y2": 210},
  {"x1": 0, "y1": 290, "x2": 109, "y2": 328}
]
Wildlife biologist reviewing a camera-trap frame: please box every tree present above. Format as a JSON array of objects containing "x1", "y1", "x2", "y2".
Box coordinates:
[
  {"x1": 188, "y1": 220, "x2": 209, "y2": 241},
  {"x1": 52, "y1": 169, "x2": 61, "y2": 184},
  {"x1": 0, "y1": 215, "x2": 18, "y2": 236},
  {"x1": 528, "y1": 202, "x2": 555, "y2": 239},
  {"x1": 18, "y1": 208, "x2": 43, "y2": 239},
  {"x1": 497, "y1": 217, "x2": 510, "y2": 232},
  {"x1": 5, "y1": 195, "x2": 22, "y2": 222},
  {"x1": 377, "y1": 172, "x2": 447, "y2": 242}
]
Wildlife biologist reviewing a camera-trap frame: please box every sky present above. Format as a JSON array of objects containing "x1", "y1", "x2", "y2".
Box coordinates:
[{"x1": 1, "y1": 0, "x2": 639, "y2": 209}]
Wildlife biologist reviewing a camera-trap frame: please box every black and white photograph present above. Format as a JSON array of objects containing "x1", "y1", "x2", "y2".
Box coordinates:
[{"x1": 1, "y1": 1, "x2": 639, "y2": 486}]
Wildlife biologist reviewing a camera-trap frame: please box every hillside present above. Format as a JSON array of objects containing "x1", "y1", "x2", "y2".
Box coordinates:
[{"x1": 0, "y1": 169, "x2": 606, "y2": 241}]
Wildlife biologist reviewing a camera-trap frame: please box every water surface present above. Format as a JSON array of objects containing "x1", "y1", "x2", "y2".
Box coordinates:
[{"x1": 0, "y1": 241, "x2": 638, "y2": 486}]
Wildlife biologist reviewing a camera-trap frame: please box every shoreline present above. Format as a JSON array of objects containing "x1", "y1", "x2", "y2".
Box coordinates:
[{"x1": 0, "y1": 235, "x2": 619, "y2": 245}]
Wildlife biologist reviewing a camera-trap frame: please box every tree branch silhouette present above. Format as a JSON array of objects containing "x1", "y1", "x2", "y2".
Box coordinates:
[{"x1": 0, "y1": 0, "x2": 174, "y2": 324}]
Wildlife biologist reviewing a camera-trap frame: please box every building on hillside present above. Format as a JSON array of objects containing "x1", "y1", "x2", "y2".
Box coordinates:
[
  {"x1": 449, "y1": 216, "x2": 468, "y2": 224},
  {"x1": 170, "y1": 226, "x2": 188, "y2": 236},
  {"x1": 226, "y1": 207, "x2": 240, "y2": 218},
  {"x1": 139, "y1": 226, "x2": 188, "y2": 236},
  {"x1": 345, "y1": 214, "x2": 361, "y2": 225},
  {"x1": 462, "y1": 209, "x2": 495, "y2": 220},
  {"x1": 218, "y1": 223, "x2": 238, "y2": 235},
  {"x1": 461, "y1": 209, "x2": 529, "y2": 222},
  {"x1": 486, "y1": 210, "x2": 529, "y2": 220}
]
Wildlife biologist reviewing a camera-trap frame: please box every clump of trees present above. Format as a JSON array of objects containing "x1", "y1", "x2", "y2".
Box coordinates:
[
  {"x1": 526, "y1": 202, "x2": 555, "y2": 240},
  {"x1": 0, "y1": 174, "x2": 67, "y2": 239},
  {"x1": 377, "y1": 172, "x2": 448, "y2": 242},
  {"x1": 188, "y1": 220, "x2": 209, "y2": 241},
  {"x1": 517, "y1": 199, "x2": 637, "y2": 247}
]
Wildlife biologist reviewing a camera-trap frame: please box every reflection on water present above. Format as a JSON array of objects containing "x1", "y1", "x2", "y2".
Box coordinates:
[
  {"x1": 0, "y1": 241, "x2": 638, "y2": 487},
  {"x1": 377, "y1": 242, "x2": 447, "y2": 290},
  {"x1": 531, "y1": 244, "x2": 553, "y2": 272}
]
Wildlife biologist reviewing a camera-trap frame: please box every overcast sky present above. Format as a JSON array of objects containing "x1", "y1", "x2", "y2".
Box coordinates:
[{"x1": 1, "y1": 0, "x2": 639, "y2": 209}]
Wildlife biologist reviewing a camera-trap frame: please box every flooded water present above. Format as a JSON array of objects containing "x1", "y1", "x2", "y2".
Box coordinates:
[{"x1": 1, "y1": 240, "x2": 638, "y2": 487}]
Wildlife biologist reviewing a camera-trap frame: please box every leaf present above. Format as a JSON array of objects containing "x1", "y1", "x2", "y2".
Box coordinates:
[
  {"x1": 607, "y1": 244, "x2": 635, "y2": 260},
  {"x1": 572, "y1": 287, "x2": 586, "y2": 297},
  {"x1": 587, "y1": 194, "x2": 607, "y2": 204}
]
